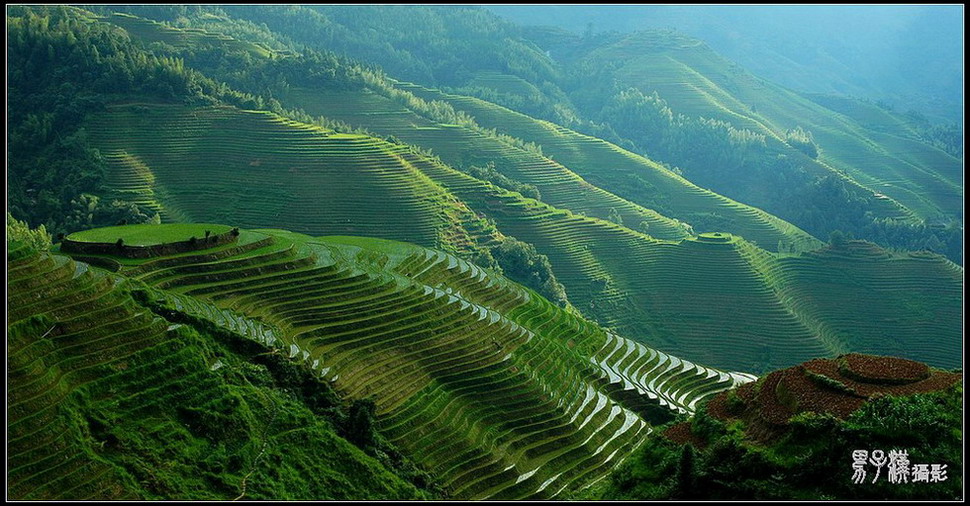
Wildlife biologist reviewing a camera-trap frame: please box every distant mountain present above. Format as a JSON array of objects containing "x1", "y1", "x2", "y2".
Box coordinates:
[{"x1": 486, "y1": 4, "x2": 964, "y2": 123}]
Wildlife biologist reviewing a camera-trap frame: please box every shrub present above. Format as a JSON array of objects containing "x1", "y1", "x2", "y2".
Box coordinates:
[
  {"x1": 6, "y1": 212, "x2": 51, "y2": 250},
  {"x1": 786, "y1": 126, "x2": 819, "y2": 158}
]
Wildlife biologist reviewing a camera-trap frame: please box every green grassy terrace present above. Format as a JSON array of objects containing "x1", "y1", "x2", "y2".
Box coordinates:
[
  {"x1": 278, "y1": 87, "x2": 692, "y2": 242},
  {"x1": 81, "y1": 99, "x2": 961, "y2": 373},
  {"x1": 391, "y1": 81, "x2": 824, "y2": 252},
  {"x1": 67, "y1": 223, "x2": 232, "y2": 246}
]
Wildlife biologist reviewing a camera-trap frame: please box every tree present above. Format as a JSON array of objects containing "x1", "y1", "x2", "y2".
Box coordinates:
[
  {"x1": 608, "y1": 207, "x2": 623, "y2": 226},
  {"x1": 673, "y1": 444, "x2": 697, "y2": 499},
  {"x1": 6, "y1": 212, "x2": 52, "y2": 250},
  {"x1": 829, "y1": 230, "x2": 848, "y2": 248},
  {"x1": 489, "y1": 238, "x2": 568, "y2": 307},
  {"x1": 345, "y1": 398, "x2": 377, "y2": 449}
]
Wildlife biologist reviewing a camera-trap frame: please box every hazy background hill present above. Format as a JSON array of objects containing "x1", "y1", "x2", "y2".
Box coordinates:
[{"x1": 486, "y1": 4, "x2": 964, "y2": 123}]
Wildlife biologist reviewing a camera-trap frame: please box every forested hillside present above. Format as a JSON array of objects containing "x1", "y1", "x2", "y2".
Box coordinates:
[{"x1": 138, "y1": 4, "x2": 960, "y2": 263}]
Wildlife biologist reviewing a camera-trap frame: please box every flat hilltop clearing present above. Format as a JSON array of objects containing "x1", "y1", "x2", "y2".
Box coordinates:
[{"x1": 66, "y1": 223, "x2": 232, "y2": 246}]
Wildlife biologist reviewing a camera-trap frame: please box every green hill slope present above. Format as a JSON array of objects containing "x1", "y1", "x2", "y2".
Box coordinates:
[
  {"x1": 389, "y1": 155, "x2": 964, "y2": 373},
  {"x1": 393, "y1": 82, "x2": 823, "y2": 252},
  {"x1": 80, "y1": 5, "x2": 960, "y2": 262},
  {"x1": 79, "y1": 96, "x2": 962, "y2": 373},
  {"x1": 278, "y1": 87, "x2": 691, "y2": 242},
  {"x1": 13, "y1": 8, "x2": 962, "y2": 376},
  {"x1": 92, "y1": 8, "x2": 819, "y2": 253},
  {"x1": 743, "y1": 240, "x2": 964, "y2": 368},
  {"x1": 39, "y1": 223, "x2": 751, "y2": 499},
  {"x1": 83, "y1": 103, "x2": 486, "y2": 255}
]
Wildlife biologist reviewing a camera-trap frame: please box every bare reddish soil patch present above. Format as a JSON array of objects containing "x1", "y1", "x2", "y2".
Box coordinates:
[
  {"x1": 677, "y1": 354, "x2": 960, "y2": 446},
  {"x1": 838, "y1": 353, "x2": 930, "y2": 384},
  {"x1": 663, "y1": 421, "x2": 706, "y2": 449}
]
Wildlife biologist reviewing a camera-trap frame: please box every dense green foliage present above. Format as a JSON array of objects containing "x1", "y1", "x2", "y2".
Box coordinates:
[
  {"x1": 488, "y1": 236, "x2": 568, "y2": 307},
  {"x1": 593, "y1": 384, "x2": 962, "y2": 500},
  {"x1": 6, "y1": 213, "x2": 52, "y2": 251},
  {"x1": 462, "y1": 162, "x2": 541, "y2": 200}
]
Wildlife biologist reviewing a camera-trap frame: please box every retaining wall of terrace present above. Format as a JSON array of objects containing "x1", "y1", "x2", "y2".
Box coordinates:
[{"x1": 61, "y1": 229, "x2": 238, "y2": 259}]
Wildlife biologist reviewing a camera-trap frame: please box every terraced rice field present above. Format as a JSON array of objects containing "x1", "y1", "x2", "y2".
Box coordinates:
[
  {"x1": 584, "y1": 32, "x2": 962, "y2": 221},
  {"x1": 103, "y1": 12, "x2": 273, "y2": 58},
  {"x1": 400, "y1": 153, "x2": 962, "y2": 373},
  {"x1": 391, "y1": 82, "x2": 823, "y2": 252},
  {"x1": 280, "y1": 87, "x2": 690, "y2": 241},
  {"x1": 7, "y1": 239, "x2": 430, "y2": 500},
  {"x1": 8, "y1": 242, "x2": 174, "y2": 500},
  {"x1": 81, "y1": 98, "x2": 960, "y2": 374},
  {"x1": 84, "y1": 103, "x2": 483, "y2": 252},
  {"x1": 742, "y1": 241, "x2": 964, "y2": 370},
  {"x1": 401, "y1": 156, "x2": 838, "y2": 371},
  {"x1": 54, "y1": 225, "x2": 751, "y2": 499},
  {"x1": 78, "y1": 100, "x2": 824, "y2": 369}
]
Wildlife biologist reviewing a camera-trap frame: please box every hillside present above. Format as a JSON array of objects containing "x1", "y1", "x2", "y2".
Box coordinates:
[
  {"x1": 392, "y1": 81, "x2": 823, "y2": 252},
  {"x1": 8, "y1": 7, "x2": 963, "y2": 375},
  {"x1": 91, "y1": 7, "x2": 820, "y2": 253},
  {"x1": 7, "y1": 237, "x2": 429, "y2": 500},
  {"x1": 5, "y1": 6, "x2": 964, "y2": 502},
  {"x1": 577, "y1": 30, "x2": 962, "y2": 224},
  {"x1": 591, "y1": 354, "x2": 962, "y2": 500},
  {"x1": 218, "y1": 4, "x2": 960, "y2": 261},
  {"x1": 10, "y1": 223, "x2": 754, "y2": 499},
  {"x1": 83, "y1": 103, "x2": 484, "y2": 253},
  {"x1": 76, "y1": 97, "x2": 963, "y2": 373}
]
